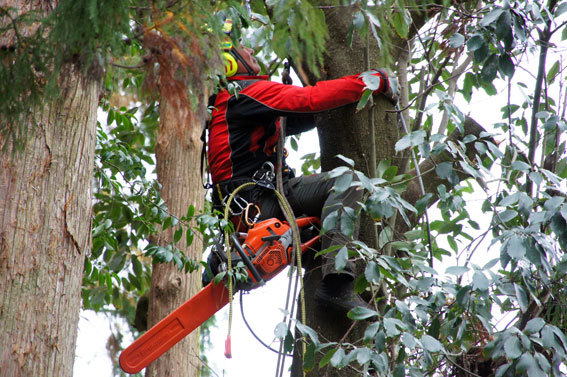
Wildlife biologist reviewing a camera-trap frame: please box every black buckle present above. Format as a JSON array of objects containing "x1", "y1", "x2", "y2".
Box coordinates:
[{"x1": 252, "y1": 162, "x2": 276, "y2": 190}]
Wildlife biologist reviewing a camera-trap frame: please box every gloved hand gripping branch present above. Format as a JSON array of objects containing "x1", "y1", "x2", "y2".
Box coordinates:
[{"x1": 362, "y1": 68, "x2": 400, "y2": 104}]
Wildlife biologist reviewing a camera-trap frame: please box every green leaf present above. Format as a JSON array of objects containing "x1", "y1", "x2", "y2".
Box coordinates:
[
  {"x1": 319, "y1": 348, "x2": 337, "y2": 368},
  {"x1": 384, "y1": 318, "x2": 405, "y2": 337},
  {"x1": 365, "y1": 261, "x2": 381, "y2": 284},
  {"x1": 515, "y1": 283, "x2": 529, "y2": 312},
  {"x1": 295, "y1": 322, "x2": 319, "y2": 345},
  {"x1": 333, "y1": 173, "x2": 353, "y2": 194},
  {"x1": 449, "y1": 33, "x2": 465, "y2": 48},
  {"x1": 174, "y1": 228, "x2": 182, "y2": 243},
  {"x1": 481, "y1": 54, "x2": 499, "y2": 83},
  {"x1": 534, "y1": 352, "x2": 551, "y2": 373},
  {"x1": 375, "y1": 331, "x2": 386, "y2": 352},
  {"x1": 356, "y1": 89, "x2": 372, "y2": 111},
  {"x1": 445, "y1": 265, "x2": 469, "y2": 276},
  {"x1": 557, "y1": 2, "x2": 567, "y2": 17},
  {"x1": 364, "y1": 322, "x2": 380, "y2": 342},
  {"x1": 303, "y1": 342, "x2": 315, "y2": 371},
  {"x1": 402, "y1": 332, "x2": 417, "y2": 349},
  {"x1": 511, "y1": 161, "x2": 530, "y2": 171},
  {"x1": 330, "y1": 348, "x2": 346, "y2": 368},
  {"x1": 499, "y1": 209, "x2": 518, "y2": 223},
  {"x1": 336, "y1": 154, "x2": 355, "y2": 167},
  {"x1": 322, "y1": 210, "x2": 338, "y2": 232},
  {"x1": 334, "y1": 246, "x2": 348, "y2": 272},
  {"x1": 132, "y1": 256, "x2": 143, "y2": 276},
  {"x1": 480, "y1": 8, "x2": 504, "y2": 27},
  {"x1": 421, "y1": 335, "x2": 443, "y2": 352},
  {"x1": 352, "y1": 11, "x2": 365, "y2": 29},
  {"x1": 504, "y1": 336, "x2": 522, "y2": 359},
  {"x1": 499, "y1": 54, "x2": 515, "y2": 78},
  {"x1": 186, "y1": 228, "x2": 194, "y2": 247},
  {"x1": 506, "y1": 236, "x2": 526, "y2": 259},
  {"x1": 435, "y1": 162, "x2": 453, "y2": 179},
  {"x1": 163, "y1": 216, "x2": 172, "y2": 230},
  {"x1": 107, "y1": 109, "x2": 115, "y2": 125},
  {"x1": 472, "y1": 271, "x2": 489, "y2": 291},
  {"x1": 515, "y1": 352, "x2": 536, "y2": 373},
  {"x1": 186, "y1": 204, "x2": 195, "y2": 218},
  {"x1": 392, "y1": 10, "x2": 409, "y2": 38},
  {"x1": 541, "y1": 325, "x2": 556, "y2": 348},
  {"x1": 467, "y1": 34, "x2": 484, "y2": 51},
  {"x1": 547, "y1": 60, "x2": 560, "y2": 83},
  {"x1": 274, "y1": 322, "x2": 288, "y2": 339},
  {"x1": 290, "y1": 137, "x2": 298, "y2": 152},
  {"x1": 348, "y1": 306, "x2": 378, "y2": 320},
  {"x1": 340, "y1": 212, "x2": 355, "y2": 237},
  {"x1": 356, "y1": 347, "x2": 372, "y2": 365},
  {"x1": 395, "y1": 130, "x2": 427, "y2": 152},
  {"x1": 495, "y1": 364, "x2": 511, "y2": 377},
  {"x1": 525, "y1": 318, "x2": 545, "y2": 334}
]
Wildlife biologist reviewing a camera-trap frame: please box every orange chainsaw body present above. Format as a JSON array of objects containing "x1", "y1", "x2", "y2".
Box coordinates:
[{"x1": 119, "y1": 216, "x2": 319, "y2": 374}]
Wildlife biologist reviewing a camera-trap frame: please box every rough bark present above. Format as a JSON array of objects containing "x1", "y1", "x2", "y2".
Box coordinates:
[
  {"x1": 145, "y1": 96, "x2": 205, "y2": 377},
  {"x1": 0, "y1": 62, "x2": 99, "y2": 377},
  {"x1": 290, "y1": 6, "x2": 402, "y2": 377}
]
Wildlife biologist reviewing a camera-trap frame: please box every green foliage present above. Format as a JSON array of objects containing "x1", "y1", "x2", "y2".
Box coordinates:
[
  {"x1": 0, "y1": 0, "x2": 132, "y2": 146},
  {"x1": 85, "y1": 100, "x2": 206, "y2": 326},
  {"x1": 274, "y1": 1, "x2": 567, "y2": 374},
  {"x1": 266, "y1": 0, "x2": 328, "y2": 74},
  {"x1": 49, "y1": 0, "x2": 131, "y2": 65}
]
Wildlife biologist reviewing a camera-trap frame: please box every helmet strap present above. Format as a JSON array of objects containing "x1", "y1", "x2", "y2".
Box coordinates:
[{"x1": 229, "y1": 49, "x2": 256, "y2": 76}]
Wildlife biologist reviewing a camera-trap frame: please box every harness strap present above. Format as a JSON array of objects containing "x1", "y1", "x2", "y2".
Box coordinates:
[{"x1": 200, "y1": 79, "x2": 260, "y2": 190}]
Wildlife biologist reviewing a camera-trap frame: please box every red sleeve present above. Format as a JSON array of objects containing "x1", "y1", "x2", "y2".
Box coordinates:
[{"x1": 239, "y1": 73, "x2": 387, "y2": 114}]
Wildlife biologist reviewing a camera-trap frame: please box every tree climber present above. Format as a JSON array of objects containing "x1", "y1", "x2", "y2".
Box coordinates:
[{"x1": 205, "y1": 32, "x2": 398, "y2": 313}]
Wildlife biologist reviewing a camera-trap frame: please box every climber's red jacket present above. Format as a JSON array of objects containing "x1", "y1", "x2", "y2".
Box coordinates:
[{"x1": 207, "y1": 72, "x2": 389, "y2": 183}]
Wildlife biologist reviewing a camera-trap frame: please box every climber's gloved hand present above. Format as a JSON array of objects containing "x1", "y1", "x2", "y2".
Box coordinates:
[
  {"x1": 374, "y1": 68, "x2": 399, "y2": 105},
  {"x1": 383, "y1": 74, "x2": 400, "y2": 105},
  {"x1": 361, "y1": 69, "x2": 400, "y2": 105}
]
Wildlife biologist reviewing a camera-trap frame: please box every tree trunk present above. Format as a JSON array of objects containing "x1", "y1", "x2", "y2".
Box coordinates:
[
  {"x1": 145, "y1": 97, "x2": 205, "y2": 377},
  {"x1": 0, "y1": 62, "x2": 99, "y2": 376},
  {"x1": 291, "y1": 6, "x2": 400, "y2": 377}
]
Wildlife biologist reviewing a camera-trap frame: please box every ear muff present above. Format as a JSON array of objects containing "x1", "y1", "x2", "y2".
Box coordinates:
[{"x1": 223, "y1": 51, "x2": 238, "y2": 77}]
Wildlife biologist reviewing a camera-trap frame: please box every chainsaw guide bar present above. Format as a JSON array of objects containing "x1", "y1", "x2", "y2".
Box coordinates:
[{"x1": 119, "y1": 217, "x2": 319, "y2": 374}]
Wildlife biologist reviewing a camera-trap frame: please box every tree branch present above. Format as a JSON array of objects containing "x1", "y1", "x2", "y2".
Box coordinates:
[{"x1": 397, "y1": 116, "x2": 489, "y2": 235}]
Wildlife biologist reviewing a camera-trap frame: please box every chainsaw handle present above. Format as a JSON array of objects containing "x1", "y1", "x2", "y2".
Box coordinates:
[
  {"x1": 295, "y1": 216, "x2": 320, "y2": 228},
  {"x1": 231, "y1": 233, "x2": 265, "y2": 285},
  {"x1": 295, "y1": 216, "x2": 320, "y2": 253}
]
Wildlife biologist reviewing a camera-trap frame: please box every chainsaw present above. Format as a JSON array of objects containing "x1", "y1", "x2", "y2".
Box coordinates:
[{"x1": 119, "y1": 216, "x2": 320, "y2": 374}]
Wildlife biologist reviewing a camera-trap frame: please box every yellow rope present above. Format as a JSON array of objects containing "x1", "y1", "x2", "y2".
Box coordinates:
[
  {"x1": 222, "y1": 182, "x2": 256, "y2": 344},
  {"x1": 272, "y1": 189, "x2": 307, "y2": 358},
  {"x1": 221, "y1": 181, "x2": 306, "y2": 373}
]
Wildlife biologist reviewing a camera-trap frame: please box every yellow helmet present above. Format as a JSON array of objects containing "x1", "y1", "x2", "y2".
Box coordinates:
[
  {"x1": 221, "y1": 20, "x2": 238, "y2": 77},
  {"x1": 219, "y1": 18, "x2": 255, "y2": 77}
]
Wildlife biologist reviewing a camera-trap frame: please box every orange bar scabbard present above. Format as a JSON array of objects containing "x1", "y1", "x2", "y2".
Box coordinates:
[{"x1": 119, "y1": 282, "x2": 230, "y2": 374}]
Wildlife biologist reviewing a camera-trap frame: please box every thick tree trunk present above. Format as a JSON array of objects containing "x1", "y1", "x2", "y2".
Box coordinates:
[
  {"x1": 145, "y1": 97, "x2": 205, "y2": 377},
  {"x1": 291, "y1": 6, "x2": 400, "y2": 377},
  {"x1": 0, "y1": 62, "x2": 99, "y2": 377}
]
